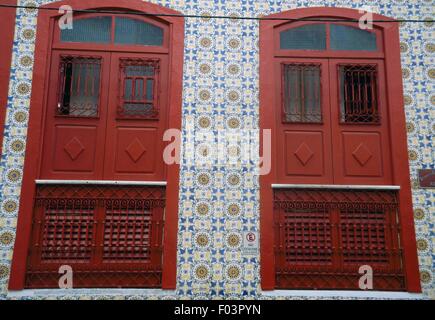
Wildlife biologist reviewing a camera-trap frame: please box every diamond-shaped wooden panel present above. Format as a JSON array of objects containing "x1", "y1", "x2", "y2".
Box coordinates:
[
  {"x1": 285, "y1": 131, "x2": 324, "y2": 177},
  {"x1": 114, "y1": 127, "x2": 157, "y2": 174},
  {"x1": 294, "y1": 142, "x2": 314, "y2": 166},
  {"x1": 52, "y1": 126, "x2": 97, "y2": 173},
  {"x1": 126, "y1": 138, "x2": 146, "y2": 163},
  {"x1": 343, "y1": 132, "x2": 382, "y2": 177},
  {"x1": 352, "y1": 143, "x2": 373, "y2": 166},
  {"x1": 64, "y1": 137, "x2": 85, "y2": 161}
]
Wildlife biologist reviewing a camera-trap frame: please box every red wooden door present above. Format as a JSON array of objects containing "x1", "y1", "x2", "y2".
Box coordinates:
[
  {"x1": 276, "y1": 58, "x2": 392, "y2": 185},
  {"x1": 275, "y1": 58, "x2": 334, "y2": 184},
  {"x1": 40, "y1": 51, "x2": 168, "y2": 181},
  {"x1": 103, "y1": 52, "x2": 168, "y2": 181},
  {"x1": 40, "y1": 51, "x2": 111, "y2": 179},
  {"x1": 328, "y1": 59, "x2": 392, "y2": 184}
]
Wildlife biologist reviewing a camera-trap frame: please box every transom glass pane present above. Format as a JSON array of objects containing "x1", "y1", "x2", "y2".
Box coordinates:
[
  {"x1": 60, "y1": 17, "x2": 112, "y2": 43},
  {"x1": 330, "y1": 24, "x2": 377, "y2": 51},
  {"x1": 115, "y1": 17, "x2": 164, "y2": 46},
  {"x1": 280, "y1": 24, "x2": 326, "y2": 50}
]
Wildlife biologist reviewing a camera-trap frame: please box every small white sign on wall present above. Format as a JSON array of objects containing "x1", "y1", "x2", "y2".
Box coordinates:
[{"x1": 242, "y1": 231, "x2": 259, "y2": 256}]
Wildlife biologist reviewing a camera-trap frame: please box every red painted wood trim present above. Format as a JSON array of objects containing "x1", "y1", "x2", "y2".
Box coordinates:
[
  {"x1": 259, "y1": 20, "x2": 276, "y2": 290},
  {"x1": 382, "y1": 22, "x2": 421, "y2": 293},
  {"x1": 161, "y1": 13, "x2": 184, "y2": 290},
  {"x1": 259, "y1": 7, "x2": 421, "y2": 292},
  {"x1": 0, "y1": 0, "x2": 17, "y2": 157},
  {"x1": 9, "y1": 0, "x2": 184, "y2": 291}
]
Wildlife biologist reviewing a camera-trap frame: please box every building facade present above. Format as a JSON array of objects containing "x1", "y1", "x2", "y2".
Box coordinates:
[{"x1": 0, "y1": 0, "x2": 433, "y2": 299}]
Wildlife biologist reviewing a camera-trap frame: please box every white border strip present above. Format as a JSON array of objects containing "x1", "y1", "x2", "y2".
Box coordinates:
[
  {"x1": 35, "y1": 180, "x2": 167, "y2": 186},
  {"x1": 7, "y1": 289, "x2": 424, "y2": 300},
  {"x1": 271, "y1": 184, "x2": 400, "y2": 190},
  {"x1": 261, "y1": 290, "x2": 424, "y2": 299},
  {"x1": 7, "y1": 289, "x2": 176, "y2": 298}
]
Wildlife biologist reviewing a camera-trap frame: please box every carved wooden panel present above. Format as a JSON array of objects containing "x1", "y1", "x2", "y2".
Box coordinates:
[
  {"x1": 284, "y1": 131, "x2": 325, "y2": 177},
  {"x1": 113, "y1": 127, "x2": 157, "y2": 174},
  {"x1": 342, "y1": 132, "x2": 383, "y2": 177},
  {"x1": 52, "y1": 125, "x2": 98, "y2": 173}
]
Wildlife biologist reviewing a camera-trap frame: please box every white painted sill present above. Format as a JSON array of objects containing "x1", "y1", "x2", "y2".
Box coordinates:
[
  {"x1": 261, "y1": 290, "x2": 425, "y2": 300},
  {"x1": 35, "y1": 180, "x2": 167, "y2": 186},
  {"x1": 7, "y1": 288, "x2": 176, "y2": 299},
  {"x1": 271, "y1": 184, "x2": 400, "y2": 190},
  {"x1": 7, "y1": 289, "x2": 425, "y2": 300}
]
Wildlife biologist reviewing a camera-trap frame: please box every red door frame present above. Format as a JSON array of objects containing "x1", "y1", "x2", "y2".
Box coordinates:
[
  {"x1": 259, "y1": 7, "x2": 421, "y2": 292},
  {"x1": 0, "y1": 0, "x2": 17, "y2": 157},
  {"x1": 8, "y1": 0, "x2": 184, "y2": 290}
]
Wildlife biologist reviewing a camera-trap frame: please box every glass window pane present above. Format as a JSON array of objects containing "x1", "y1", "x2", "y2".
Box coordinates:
[
  {"x1": 58, "y1": 56, "x2": 101, "y2": 117},
  {"x1": 115, "y1": 17, "x2": 164, "y2": 46},
  {"x1": 283, "y1": 64, "x2": 322, "y2": 123},
  {"x1": 280, "y1": 24, "x2": 326, "y2": 50},
  {"x1": 339, "y1": 64, "x2": 379, "y2": 123},
  {"x1": 61, "y1": 17, "x2": 112, "y2": 43},
  {"x1": 330, "y1": 24, "x2": 377, "y2": 51},
  {"x1": 124, "y1": 79, "x2": 132, "y2": 100},
  {"x1": 146, "y1": 79, "x2": 154, "y2": 100}
]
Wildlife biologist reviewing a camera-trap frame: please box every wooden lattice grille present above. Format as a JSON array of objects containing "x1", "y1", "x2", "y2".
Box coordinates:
[
  {"x1": 25, "y1": 184, "x2": 165, "y2": 288},
  {"x1": 274, "y1": 189, "x2": 405, "y2": 290}
]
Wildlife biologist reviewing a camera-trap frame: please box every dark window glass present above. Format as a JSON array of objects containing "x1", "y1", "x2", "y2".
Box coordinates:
[
  {"x1": 58, "y1": 56, "x2": 101, "y2": 117},
  {"x1": 280, "y1": 24, "x2": 326, "y2": 50},
  {"x1": 330, "y1": 24, "x2": 377, "y2": 51},
  {"x1": 283, "y1": 64, "x2": 322, "y2": 123},
  {"x1": 115, "y1": 17, "x2": 164, "y2": 46},
  {"x1": 339, "y1": 64, "x2": 379, "y2": 123},
  {"x1": 60, "y1": 17, "x2": 112, "y2": 43}
]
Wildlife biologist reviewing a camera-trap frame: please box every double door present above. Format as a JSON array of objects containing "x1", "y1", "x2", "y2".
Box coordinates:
[
  {"x1": 275, "y1": 58, "x2": 392, "y2": 185},
  {"x1": 40, "y1": 50, "x2": 169, "y2": 181}
]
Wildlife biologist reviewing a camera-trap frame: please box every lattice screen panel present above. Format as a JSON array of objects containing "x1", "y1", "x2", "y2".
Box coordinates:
[
  {"x1": 25, "y1": 184, "x2": 165, "y2": 288},
  {"x1": 274, "y1": 188, "x2": 405, "y2": 290}
]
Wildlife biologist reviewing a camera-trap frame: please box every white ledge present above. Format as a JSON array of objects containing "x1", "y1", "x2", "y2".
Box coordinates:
[
  {"x1": 7, "y1": 289, "x2": 425, "y2": 300},
  {"x1": 271, "y1": 184, "x2": 400, "y2": 190},
  {"x1": 261, "y1": 290, "x2": 424, "y2": 300},
  {"x1": 7, "y1": 288, "x2": 176, "y2": 298},
  {"x1": 35, "y1": 180, "x2": 167, "y2": 186}
]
